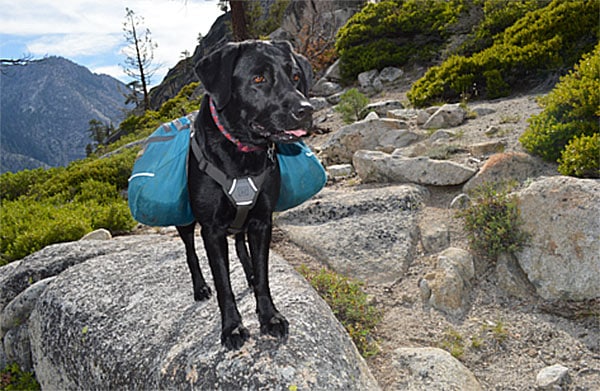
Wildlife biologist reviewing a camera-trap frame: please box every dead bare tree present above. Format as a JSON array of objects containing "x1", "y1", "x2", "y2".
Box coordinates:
[{"x1": 121, "y1": 7, "x2": 159, "y2": 112}]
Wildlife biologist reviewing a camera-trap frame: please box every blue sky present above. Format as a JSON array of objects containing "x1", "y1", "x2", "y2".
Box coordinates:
[{"x1": 0, "y1": 0, "x2": 223, "y2": 87}]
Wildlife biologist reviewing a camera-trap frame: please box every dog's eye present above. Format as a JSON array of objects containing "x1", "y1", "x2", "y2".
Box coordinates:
[
  {"x1": 292, "y1": 74, "x2": 300, "y2": 82},
  {"x1": 253, "y1": 75, "x2": 266, "y2": 84}
]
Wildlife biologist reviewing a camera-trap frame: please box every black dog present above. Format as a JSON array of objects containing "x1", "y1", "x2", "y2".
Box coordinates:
[{"x1": 176, "y1": 41, "x2": 313, "y2": 350}]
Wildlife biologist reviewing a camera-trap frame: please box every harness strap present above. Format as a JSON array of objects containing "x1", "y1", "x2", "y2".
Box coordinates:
[{"x1": 190, "y1": 135, "x2": 273, "y2": 233}]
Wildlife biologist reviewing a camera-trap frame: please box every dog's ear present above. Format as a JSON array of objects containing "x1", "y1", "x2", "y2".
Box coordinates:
[
  {"x1": 271, "y1": 41, "x2": 313, "y2": 96},
  {"x1": 195, "y1": 43, "x2": 240, "y2": 110},
  {"x1": 293, "y1": 52, "x2": 313, "y2": 96}
]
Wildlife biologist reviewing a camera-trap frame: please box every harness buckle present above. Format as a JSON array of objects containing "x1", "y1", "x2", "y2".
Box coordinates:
[{"x1": 228, "y1": 177, "x2": 258, "y2": 206}]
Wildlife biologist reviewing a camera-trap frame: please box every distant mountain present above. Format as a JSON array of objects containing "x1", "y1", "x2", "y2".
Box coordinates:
[{"x1": 0, "y1": 56, "x2": 130, "y2": 173}]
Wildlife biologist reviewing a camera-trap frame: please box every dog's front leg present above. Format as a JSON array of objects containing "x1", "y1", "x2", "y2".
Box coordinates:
[
  {"x1": 201, "y1": 227, "x2": 250, "y2": 350},
  {"x1": 176, "y1": 224, "x2": 212, "y2": 301},
  {"x1": 247, "y1": 220, "x2": 289, "y2": 341}
]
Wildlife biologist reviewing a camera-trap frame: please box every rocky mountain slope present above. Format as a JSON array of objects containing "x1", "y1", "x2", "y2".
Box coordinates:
[
  {"x1": 0, "y1": 57, "x2": 130, "y2": 173},
  {"x1": 270, "y1": 68, "x2": 599, "y2": 389}
]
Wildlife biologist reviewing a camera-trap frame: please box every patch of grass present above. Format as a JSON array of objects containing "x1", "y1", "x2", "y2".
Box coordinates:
[
  {"x1": 470, "y1": 335, "x2": 484, "y2": 349},
  {"x1": 298, "y1": 265, "x2": 382, "y2": 357},
  {"x1": 499, "y1": 114, "x2": 521, "y2": 124},
  {"x1": 439, "y1": 321, "x2": 511, "y2": 359},
  {"x1": 0, "y1": 363, "x2": 40, "y2": 391},
  {"x1": 485, "y1": 320, "x2": 509, "y2": 344},
  {"x1": 438, "y1": 328, "x2": 465, "y2": 359}
]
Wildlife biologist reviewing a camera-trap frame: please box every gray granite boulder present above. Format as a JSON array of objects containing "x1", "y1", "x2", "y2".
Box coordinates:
[
  {"x1": 276, "y1": 185, "x2": 428, "y2": 285},
  {"x1": 390, "y1": 347, "x2": 482, "y2": 390},
  {"x1": 422, "y1": 103, "x2": 467, "y2": 129},
  {"x1": 515, "y1": 176, "x2": 600, "y2": 300},
  {"x1": 353, "y1": 150, "x2": 477, "y2": 186},
  {"x1": 319, "y1": 118, "x2": 419, "y2": 165},
  {"x1": 419, "y1": 248, "x2": 475, "y2": 317},
  {"x1": 0, "y1": 235, "x2": 379, "y2": 390},
  {"x1": 463, "y1": 152, "x2": 546, "y2": 193}
]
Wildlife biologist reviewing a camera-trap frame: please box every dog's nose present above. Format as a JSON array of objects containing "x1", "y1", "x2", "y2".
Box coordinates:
[{"x1": 292, "y1": 101, "x2": 313, "y2": 122}]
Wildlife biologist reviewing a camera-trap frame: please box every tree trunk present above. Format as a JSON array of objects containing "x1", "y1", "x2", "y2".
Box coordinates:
[{"x1": 230, "y1": 1, "x2": 250, "y2": 41}]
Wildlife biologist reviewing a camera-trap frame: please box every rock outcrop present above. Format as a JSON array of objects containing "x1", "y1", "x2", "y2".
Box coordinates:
[
  {"x1": 463, "y1": 152, "x2": 547, "y2": 193},
  {"x1": 1, "y1": 235, "x2": 379, "y2": 390},
  {"x1": 353, "y1": 151, "x2": 477, "y2": 186},
  {"x1": 515, "y1": 176, "x2": 600, "y2": 300},
  {"x1": 418, "y1": 248, "x2": 475, "y2": 317},
  {"x1": 390, "y1": 348, "x2": 482, "y2": 390},
  {"x1": 276, "y1": 185, "x2": 428, "y2": 285},
  {"x1": 319, "y1": 118, "x2": 419, "y2": 165}
]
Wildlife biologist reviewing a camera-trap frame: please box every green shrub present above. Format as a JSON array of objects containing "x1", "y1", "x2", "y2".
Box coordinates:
[
  {"x1": 0, "y1": 363, "x2": 40, "y2": 391},
  {"x1": 0, "y1": 196, "x2": 136, "y2": 263},
  {"x1": 0, "y1": 167, "x2": 58, "y2": 201},
  {"x1": 458, "y1": 184, "x2": 529, "y2": 260},
  {"x1": 335, "y1": 0, "x2": 462, "y2": 81},
  {"x1": 74, "y1": 179, "x2": 120, "y2": 204},
  {"x1": 458, "y1": 0, "x2": 551, "y2": 56},
  {"x1": 0, "y1": 151, "x2": 138, "y2": 263},
  {"x1": 408, "y1": 0, "x2": 599, "y2": 106},
  {"x1": 26, "y1": 149, "x2": 137, "y2": 200},
  {"x1": 335, "y1": 88, "x2": 369, "y2": 124},
  {"x1": 520, "y1": 44, "x2": 600, "y2": 164},
  {"x1": 558, "y1": 133, "x2": 600, "y2": 178},
  {"x1": 90, "y1": 201, "x2": 137, "y2": 234},
  {"x1": 1, "y1": 200, "x2": 91, "y2": 262},
  {"x1": 299, "y1": 266, "x2": 382, "y2": 357}
]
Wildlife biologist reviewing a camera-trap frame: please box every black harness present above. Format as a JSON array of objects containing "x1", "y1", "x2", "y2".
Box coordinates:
[{"x1": 189, "y1": 134, "x2": 275, "y2": 234}]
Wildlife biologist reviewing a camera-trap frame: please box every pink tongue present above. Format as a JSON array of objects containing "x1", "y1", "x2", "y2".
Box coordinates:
[{"x1": 284, "y1": 129, "x2": 307, "y2": 137}]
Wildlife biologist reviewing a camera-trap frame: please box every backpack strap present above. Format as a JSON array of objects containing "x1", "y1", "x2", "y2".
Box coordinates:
[{"x1": 190, "y1": 135, "x2": 274, "y2": 233}]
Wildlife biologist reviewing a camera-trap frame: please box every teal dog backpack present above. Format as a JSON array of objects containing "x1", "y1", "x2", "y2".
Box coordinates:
[
  {"x1": 128, "y1": 113, "x2": 326, "y2": 227},
  {"x1": 275, "y1": 141, "x2": 326, "y2": 211},
  {"x1": 128, "y1": 112, "x2": 196, "y2": 227}
]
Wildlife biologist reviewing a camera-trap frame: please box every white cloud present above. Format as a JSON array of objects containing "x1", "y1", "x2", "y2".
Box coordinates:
[
  {"x1": 91, "y1": 64, "x2": 128, "y2": 82},
  {"x1": 0, "y1": 0, "x2": 223, "y2": 87},
  {"x1": 27, "y1": 33, "x2": 122, "y2": 58}
]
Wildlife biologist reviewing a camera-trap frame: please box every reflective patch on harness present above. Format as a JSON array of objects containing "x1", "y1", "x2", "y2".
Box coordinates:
[{"x1": 228, "y1": 177, "x2": 258, "y2": 206}]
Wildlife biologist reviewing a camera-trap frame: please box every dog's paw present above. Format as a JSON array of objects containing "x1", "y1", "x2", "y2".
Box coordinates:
[
  {"x1": 221, "y1": 324, "x2": 250, "y2": 350},
  {"x1": 193, "y1": 285, "x2": 212, "y2": 301},
  {"x1": 260, "y1": 312, "x2": 289, "y2": 341}
]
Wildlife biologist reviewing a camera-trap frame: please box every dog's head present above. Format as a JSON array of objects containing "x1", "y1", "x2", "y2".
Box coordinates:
[{"x1": 195, "y1": 40, "x2": 314, "y2": 145}]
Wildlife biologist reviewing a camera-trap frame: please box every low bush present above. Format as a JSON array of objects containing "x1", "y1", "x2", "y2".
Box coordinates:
[
  {"x1": 335, "y1": 88, "x2": 369, "y2": 124},
  {"x1": 0, "y1": 196, "x2": 135, "y2": 264},
  {"x1": 0, "y1": 151, "x2": 137, "y2": 263},
  {"x1": 458, "y1": 184, "x2": 529, "y2": 260},
  {"x1": 0, "y1": 167, "x2": 58, "y2": 202},
  {"x1": 457, "y1": 0, "x2": 551, "y2": 56},
  {"x1": 558, "y1": 134, "x2": 599, "y2": 178},
  {"x1": 520, "y1": 44, "x2": 599, "y2": 168},
  {"x1": 335, "y1": 0, "x2": 462, "y2": 81},
  {"x1": 408, "y1": 0, "x2": 599, "y2": 106},
  {"x1": 299, "y1": 266, "x2": 382, "y2": 357}
]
